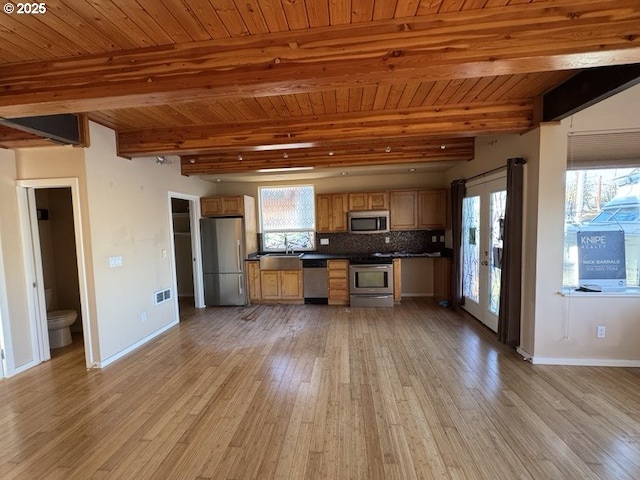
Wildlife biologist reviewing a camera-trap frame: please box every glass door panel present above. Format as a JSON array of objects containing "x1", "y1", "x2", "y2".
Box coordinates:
[
  {"x1": 462, "y1": 196, "x2": 480, "y2": 304},
  {"x1": 489, "y1": 190, "x2": 506, "y2": 316},
  {"x1": 461, "y1": 177, "x2": 506, "y2": 332}
]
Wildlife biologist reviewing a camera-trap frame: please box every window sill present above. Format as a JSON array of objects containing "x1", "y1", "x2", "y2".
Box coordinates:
[{"x1": 560, "y1": 287, "x2": 640, "y2": 297}]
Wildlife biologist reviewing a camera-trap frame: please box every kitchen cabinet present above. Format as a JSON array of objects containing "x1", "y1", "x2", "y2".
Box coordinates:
[
  {"x1": 246, "y1": 261, "x2": 261, "y2": 303},
  {"x1": 389, "y1": 190, "x2": 418, "y2": 230},
  {"x1": 316, "y1": 193, "x2": 348, "y2": 232},
  {"x1": 259, "y1": 270, "x2": 303, "y2": 301},
  {"x1": 389, "y1": 189, "x2": 447, "y2": 230},
  {"x1": 201, "y1": 195, "x2": 247, "y2": 217},
  {"x1": 433, "y1": 258, "x2": 452, "y2": 303},
  {"x1": 348, "y1": 191, "x2": 389, "y2": 211},
  {"x1": 393, "y1": 258, "x2": 402, "y2": 303},
  {"x1": 328, "y1": 259, "x2": 349, "y2": 305},
  {"x1": 418, "y1": 190, "x2": 447, "y2": 229}
]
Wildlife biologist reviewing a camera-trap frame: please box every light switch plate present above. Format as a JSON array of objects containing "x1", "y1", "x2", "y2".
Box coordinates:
[
  {"x1": 320, "y1": 238, "x2": 329, "y2": 245},
  {"x1": 109, "y1": 256, "x2": 123, "y2": 268}
]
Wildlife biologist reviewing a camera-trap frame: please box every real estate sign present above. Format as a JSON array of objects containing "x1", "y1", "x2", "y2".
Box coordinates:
[{"x1": 577, "y1": 230, "x2": 626, "y2": 291}]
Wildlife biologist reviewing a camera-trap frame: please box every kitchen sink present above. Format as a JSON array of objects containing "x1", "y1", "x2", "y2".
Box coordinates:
[{"x1": 259, "y1": 253, "x2": 303, "y2": 270}]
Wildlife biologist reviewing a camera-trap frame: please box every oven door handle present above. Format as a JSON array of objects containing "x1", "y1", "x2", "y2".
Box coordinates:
[{"x1": 351, "y1": 265, "x2": 392, "y2": 269}]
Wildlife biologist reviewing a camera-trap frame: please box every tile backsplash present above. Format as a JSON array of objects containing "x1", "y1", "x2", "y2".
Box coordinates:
[{"x1": 314, "y1": 230, "x2": 445, "y2": 255}]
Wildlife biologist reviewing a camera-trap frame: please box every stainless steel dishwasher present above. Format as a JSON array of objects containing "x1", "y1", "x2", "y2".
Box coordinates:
[{"x1": 302, "y1": 258, "x2": 328, "y2": 304}]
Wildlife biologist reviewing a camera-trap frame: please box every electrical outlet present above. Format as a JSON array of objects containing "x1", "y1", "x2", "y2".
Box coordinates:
[
  {"x1": 141, "y1": 312, "x2": 147, "y2": 322},
  {"x1": 320, "y1": 238, "x2": 329, "y2": 246},
  {"x1": 385, "y1": 236, "x2": 390, "y2": 244},
  {"x1": 432, "y1": 235, "x2": 437, "y2": 242},
  {"x1": 596, "y1": 325, "x2": 606, "y2": 338}
]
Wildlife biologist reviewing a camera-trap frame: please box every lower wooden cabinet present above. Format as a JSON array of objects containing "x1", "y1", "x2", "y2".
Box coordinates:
[
  {"x1": 433, "y1": 257, "x2": 452, "y2": 303},
  {"x1": 393, "y1": 258, "x2": 402, "y2": 303},
  {"x1": 254, "y1": 269, "x2": 303, "y2": 302},
  {"x1": 246, "y1": 261, "x2": 261, "y2": 302},
  {"x1": 328, "y1": 259, "x2": 349, "y2": 305}
]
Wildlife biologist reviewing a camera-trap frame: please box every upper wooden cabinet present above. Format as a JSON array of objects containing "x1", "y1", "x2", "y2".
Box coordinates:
[
  {"x1": 348, "y1": 191, "x2": 389, "y2": 211},
  {"x1": 201, "y1": 195, "x2": 246, "y2": 216},
  {"x1": 389, "y1": 190, "x2": 418, "y2": 230},
  {"x1": 316, "y1": 193, "x2": 348, "y2": 232},
  {"x1": 201, "y1": 194, "x2": 258, "y2": 255},
  {"x1": 389, "y1": 189, "x2": 447, "y2": 230},
  {"x1": 418, "y1": 190, "x2": 447, "y2": 229}
]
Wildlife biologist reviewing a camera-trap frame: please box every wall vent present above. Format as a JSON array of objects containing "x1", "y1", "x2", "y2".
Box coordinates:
[{"x1": 154, "y1": 288, "x2": 172, "y2": 305}]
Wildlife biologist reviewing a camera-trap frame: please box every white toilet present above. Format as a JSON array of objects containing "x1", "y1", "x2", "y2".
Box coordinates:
[{"x1": 45, "y1": 289, "x2": 77, "y2": 349}]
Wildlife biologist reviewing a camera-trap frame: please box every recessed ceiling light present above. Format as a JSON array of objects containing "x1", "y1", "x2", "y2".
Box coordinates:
[
  {"x1": 216, "y1": 178, "x2": 222, "y2": 182},
  {"x1": 385, "y1": 146, "x2": 392, "y2": 153},
  {"x1": 328, "y1": 151, "x2": 334, "y2": 156},
  {"x1": 341, "y1": 172, "x2": 348, "y2": 176},
  {"x1": 440, "y1": 145, "x2": 446, "y2": 149},
  {"x1": 189, "y1": 159, "x2": 196, "y2": 164},
  {"x1": 409, "y1": 168, "x2": 416, "y2": 172},
  {"x1": 283, "y1": 152, "x2": 288, "y2": 159},
  {"x1": 238, "y1": 154, "x2": 243, "y2": 161}
]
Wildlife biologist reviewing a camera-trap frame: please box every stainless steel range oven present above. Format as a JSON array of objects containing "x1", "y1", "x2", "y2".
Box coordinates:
[{"x1": 349, "y1": 261, "x2": 394, "y2": 307}]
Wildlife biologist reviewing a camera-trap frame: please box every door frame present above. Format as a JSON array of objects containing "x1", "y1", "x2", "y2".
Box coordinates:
[
  {"x1": 168, "y1": 192, "x2": 204, "y2": 310},
  {"x1": 16, "y1": 178, "x2": 97, "y2": 369},
  {"x1": 462, "y1": 172, "x2": 506, "y2": 332},
  {"x1": 0, "y1": 233, "x2": 10, "y2": 377}
]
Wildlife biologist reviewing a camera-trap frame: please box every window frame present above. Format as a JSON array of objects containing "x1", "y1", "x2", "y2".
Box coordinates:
[
  {"x1": 258, "y1": 184, "x2": 316, "y2": 252},
  {"x1": 563, "y1": 166, "x2": 640, "y2": 292}
]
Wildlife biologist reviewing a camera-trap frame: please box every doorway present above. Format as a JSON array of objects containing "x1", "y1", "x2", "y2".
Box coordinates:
[
  {"x1": 461, "y1": 175, "x2": 507, "y2": 332},
  {"x1": 17, "y1": 178, "x2": 95, "y2": 369},
  {"x1": 168, "y1": 193, "x2": 204, "y2": 315}
]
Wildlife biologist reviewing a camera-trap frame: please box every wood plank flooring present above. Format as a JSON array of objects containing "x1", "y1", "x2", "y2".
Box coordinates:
[{"x1": 1, "y1": 298, "x2": 639, "y2": 479}]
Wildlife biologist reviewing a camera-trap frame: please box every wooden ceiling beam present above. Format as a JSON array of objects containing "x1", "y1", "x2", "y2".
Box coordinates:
[
  {"x1": 0, "y1": 125, "x2": 57, "y2": 148},
  {"x1": 180, "y1": 147, "x2": 474, "y2": 175},
  {"x1": 0, "y1": 0, "x2": 638, "y2": 117},
  {"x1": 117, "y1": 100, "x2": 530, "y2": 157}
]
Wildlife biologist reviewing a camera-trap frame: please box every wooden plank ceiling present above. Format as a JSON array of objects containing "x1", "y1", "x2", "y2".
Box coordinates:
[{"x1": 0, "y1": 0, "x2": 639, "y2": 176}]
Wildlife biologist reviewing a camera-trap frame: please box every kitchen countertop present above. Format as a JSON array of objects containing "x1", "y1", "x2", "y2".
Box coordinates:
[{"x1": 246, "y1": 251, "x2": 450, "y2": 261}]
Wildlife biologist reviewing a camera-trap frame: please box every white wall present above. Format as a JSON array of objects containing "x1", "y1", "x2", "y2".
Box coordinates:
[
  {"x1": 1, "y1": 122, "x2": 217, "y2": 374},
  {"x1": 531, "y1": 85, "x2": 640, "y2": 364},
  {"x1": 83, "y1": 122, "x2": 215, "y2": 363},
  {"x1": 445, "y1": 131, "x2": 541, "y2": 354},
  {"x1": 445, "y1": 84, "x2": 640, "y2": 365}
]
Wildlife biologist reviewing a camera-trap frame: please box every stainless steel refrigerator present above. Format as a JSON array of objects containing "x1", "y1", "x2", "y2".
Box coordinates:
[{"x1": 200, "y1": 217, "x2": 247, "y2": 306}]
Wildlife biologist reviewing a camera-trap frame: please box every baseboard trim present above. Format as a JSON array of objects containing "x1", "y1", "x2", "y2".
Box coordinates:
[
  {"x1": 7, "y1": 359, "x2": 40, "y2": 377},
  {"x1": 529, "y1": 356, "x2": 640, "y2": 367},
  {"x1": 97, "y1": 319, "x2": 179, "y2": 368}
]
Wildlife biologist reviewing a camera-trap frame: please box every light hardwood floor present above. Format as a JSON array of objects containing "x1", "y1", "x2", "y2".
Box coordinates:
[{"x1": 1, "y1": 299, "x2": 639, "y2": 479}]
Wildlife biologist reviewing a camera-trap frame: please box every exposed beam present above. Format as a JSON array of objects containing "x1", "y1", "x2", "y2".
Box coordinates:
[
  {"x1": 0, "y1": 125, "x2": 57, "y2": 148},
  {"x1": 542, "y1": 64, "x2": 640, "y2": 121},
  {"x1": 0, "y1": 0, "x2": 638, "y2": 117},
  {"x1": 180, "y1": 145, "x2": 474, "y2": 175},
  {"x1": 117, "y1": 100, "x2": 531, "y2": 157}
]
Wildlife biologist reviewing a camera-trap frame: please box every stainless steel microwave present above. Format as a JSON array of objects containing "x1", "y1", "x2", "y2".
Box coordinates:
[{"x1": 348, "y1": 210, "x2": 390, "y2": 234}]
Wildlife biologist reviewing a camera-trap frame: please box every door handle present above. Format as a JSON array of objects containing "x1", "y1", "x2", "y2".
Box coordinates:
[{"x1": 238, "y1": 273, "x2": 244, "y2": 295}]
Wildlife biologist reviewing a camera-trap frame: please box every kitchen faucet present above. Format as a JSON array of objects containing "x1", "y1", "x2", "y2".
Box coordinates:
[{"x1": 284, "y1": 236, "x2": 294, "y2": 254}]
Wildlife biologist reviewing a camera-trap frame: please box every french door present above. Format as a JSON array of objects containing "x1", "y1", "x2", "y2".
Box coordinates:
[{"x1": 461, "y1": 176, "x2": 506, "y2": 332}]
